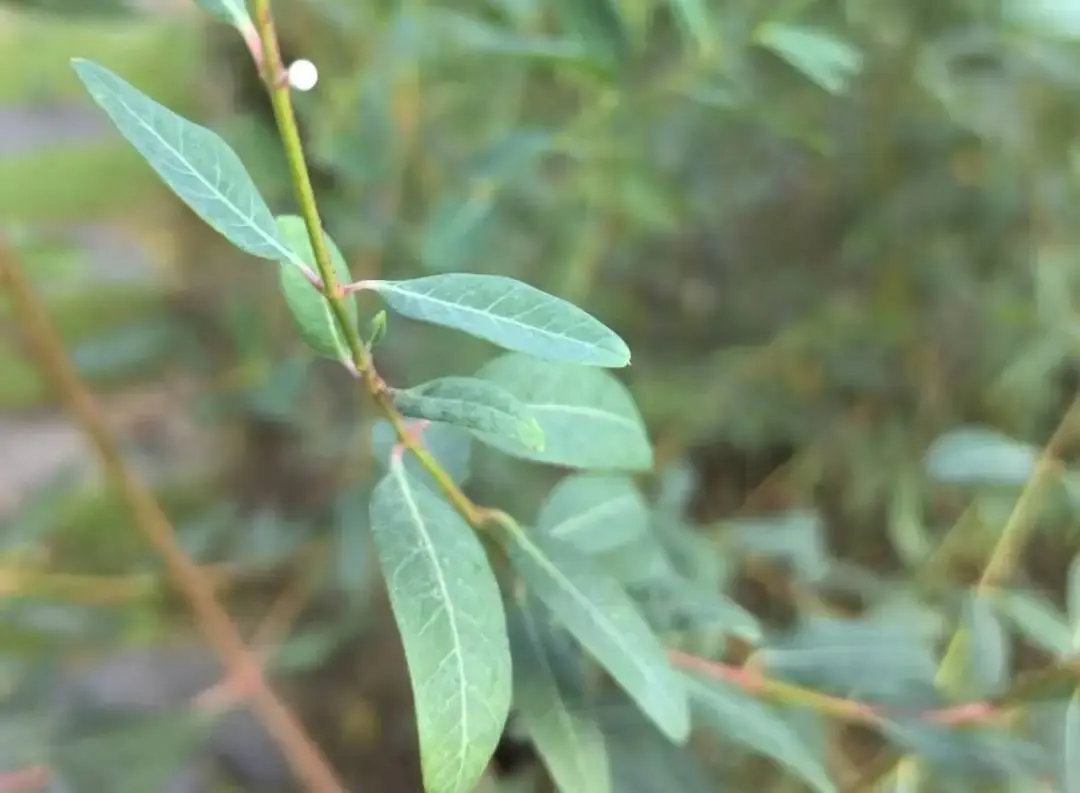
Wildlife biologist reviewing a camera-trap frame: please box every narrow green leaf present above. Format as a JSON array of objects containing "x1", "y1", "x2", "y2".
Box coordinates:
[
  {"x1": 391, "y1": 376, "x2": 545, "y2": 451},
  {"x1": 595, "y1": 691, "x2": 713, "y2": 793},
  {"x1": 1068, "y1": 553, "x2": 1080, "y2": 629},
  {"x1": 666, "y1": 0, "x2": 716, "y2": 56},
  {"x1": 993, "y1": 590, "x2": 1072, "y2": 657},
  {"x1": 501, "y1": 520, "x2": 689, "y2": 743},
  {"x1": 69, "y1": 60, "x2": 305, "y2": 273},
  {"x1": 924, "y1": 427, "x2": 1039, "y2": 487},
  {"x1": 1066, "y1": 691, "x2": 1080, "y2": 793},
  {"x1": 369, "y1": 457, "x2": 512, "y2": 793},
  {"x1": 475, "y1": 354, "x2": 653, "y2": 471},
  {"x1": 276, "y1": 215, "x2": 358, "y2": 360},
  {"x1": 538, "y1": 474, "x2": 648, "y2": 553},
  {"x1": 549, "y1": 0, "x2": 629, "y2": 74},
  {"x1": 684, "y1": 674, "x2": 835, "y2": 793},
  {"x1": 755, "y1": 24, "x2": 861, "y2": 94},
  {"x1": 366, "y1": 275, "x2": 631, "y2": 367},
  {"x1": 193, "y1": 0, "x2": 253, "y2": 29},
  {"x1": 508, "y1": 601, "x2": 611, "y2": 793},
  {"x1": 963, "y1": 592, "x2": 1010, "y2": 696}
]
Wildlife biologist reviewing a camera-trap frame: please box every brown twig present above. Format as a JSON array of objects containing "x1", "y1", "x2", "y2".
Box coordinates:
[{"x1": 0, "y1": 239, "x2": 345, "y2": 793}]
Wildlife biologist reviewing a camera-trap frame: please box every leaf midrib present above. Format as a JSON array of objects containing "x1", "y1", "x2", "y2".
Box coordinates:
[
  {"x1": 519, "y1": 608, "x2": 596, "y2": 789},
  {"x1": 547, "y1": 493, "x2": 639, "y2": 542},
  {"x1": 513, "y1": 528, "x2": 675, "y2": 722},
  {"x1": 80, "y1": 62, "x2": 301, "y2": 271},
  {"x1": 393, "y1": 459, "x2": 471, "y2": 788},
  {"x1": 375, "y1": 280, "x2": 621, "y2": 359}
]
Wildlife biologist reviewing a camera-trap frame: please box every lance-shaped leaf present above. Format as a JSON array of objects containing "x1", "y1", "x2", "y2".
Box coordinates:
[
  {"x1": 193, "y1": 0, "x2": 253, "y2": 29},
  {"x1": 1066, "y1": 691, "x2": 1080, "y2": 793},
  {"x1": 923, "y1": 426, "x2": 1039, "y2": 487},
  {"x1": 500, "y1": 520, "x2": 689, "y2": 743},
  {"x1": 475, "y1": 353, "x2": 652, "y2": 471},
  {"x1": 369, "y1": 457, "x2": 512, "y2": 793},
  {"x1": 70, "y1": 60, "x2": 306, "y2": 274},
  {"x1": 684, "y1": 674, "x2": 835, "y2": 793},
  {"x1": 365, "y1": 274, "x2": 630, "y2": 367},
  {"x1": 276, "y1": 215, "x2": 358, "y2": 360},
  {"x1": 538, "y1": 474, "x2": 648, "y2": 553},
  {"x1": 508, "y1": 601, "x2": 611, "y2": 793},
  {"x1": 391, "y1": 376, "x2": 545, "y2": 451}
]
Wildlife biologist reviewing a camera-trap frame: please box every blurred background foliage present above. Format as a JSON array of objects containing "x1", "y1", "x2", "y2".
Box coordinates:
[{"x1": 7, "y1": 0, "x2": 1080, "y2": 791}]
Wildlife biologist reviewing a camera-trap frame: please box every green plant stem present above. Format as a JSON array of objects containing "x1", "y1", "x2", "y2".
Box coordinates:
[
  {"x1": 250, "y1": 0, "x2": 482, "y2": 527},
  {"x1": 0, "y1": 238, "x2": 346, "y2": 793}
]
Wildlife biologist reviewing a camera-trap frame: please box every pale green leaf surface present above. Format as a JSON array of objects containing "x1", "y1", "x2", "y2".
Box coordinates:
[
  {"x1": 550, "y1": 0, "x2": 629, "y2": 73},
  {"x1": 756, "y1": 23, "x2": 861, "y2": 94},
  {"x1": 367, "y1": 275, "x2": 631, "y2": 367},
  {"x1": 391, "y1": 376, "x2": 544, "y2": 451},
  {"x1": 69, "y1": 60, "x2": 303, "y2": 271},
  {"x1": 597, "y1": 531, "x2": 679, "y2": 586},
  {"x1": 369, "y1": 458, "x2": 512, "y2": 793},
  {"x1": 474, "y1": 354, "x2": 653, "y2": 470},
  {"x1": 963, "y1": 593, "x2": 1010, "y2": 696},
  {"x1": 1068, "y1": 553, "x2": 1080, "y2": 630},
  {"x1": 924, "y1": 427, "x2": 1038, "y2": 486},
  {"x1": 684, "y1": 674, "x2": 835, "y2": 793},
  {"x1": 193, "y1": 0, "x2": 252, "y2": 29},
  {"x1": 538, "y1": 474, "x2": 648, "y2": 553},
  {"x1": 508, "y1": 602, "x2": 611, "y2": 793},
  {"x1": 667, "y1": 0, "x2": 715, "y2": 55},
  {"x1": 1066, "y1": 692, "x2": 1080, "y2": 793},
  {"x1": 276, "y1": 215, "x2": 358, "y2": 360},
  {"x1": 994, "y1": 590, "x2": 1072, "y2": 657},
  {"x1": 502, "y1": 521, "x2": 689, "y2": 742}
]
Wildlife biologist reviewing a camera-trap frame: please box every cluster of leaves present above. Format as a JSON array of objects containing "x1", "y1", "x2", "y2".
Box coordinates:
[{"x1": 10, "y1": 0, "x2": 1080, "y2": 792}]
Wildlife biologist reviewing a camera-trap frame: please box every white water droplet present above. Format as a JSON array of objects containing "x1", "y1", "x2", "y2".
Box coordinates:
[{"x1": 287, "y1": 59, "x2": 318, "y2": 92}]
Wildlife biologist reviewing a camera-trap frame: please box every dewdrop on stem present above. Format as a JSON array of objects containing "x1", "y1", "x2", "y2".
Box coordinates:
[{"x1": 287, "y1": 59, "x2": 318, "y2": 92}]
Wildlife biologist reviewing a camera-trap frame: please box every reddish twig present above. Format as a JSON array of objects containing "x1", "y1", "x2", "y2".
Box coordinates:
[{"x1": 0, "y1": 240, "x2": 346, "y2": 793}]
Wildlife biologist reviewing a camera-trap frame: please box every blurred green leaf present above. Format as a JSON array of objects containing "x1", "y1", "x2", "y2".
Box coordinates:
[
  {"x1": 391, "y1": 376, "x2": 545, "y2": 451},
  {"x1": 962, "y1": 592, "x2": 1011, "y2": 697},
  {"x1": 367, "y1": 275, "x2": 631, "y2": 367},
  {"x1": 727, "y1": 510, "x2": 829, "y2": 583},
  {"x1": 507, "y1": 600, "x2": 611, "y2": 793},
  {"x1": 684, "y1": 673, "x2": 835, "y2": 793},
  {"x1": 549, "y1": 0, "x2": 629, "y2": 74},
  {"x1": 69, "y1": 60, "x2": 307, "y2": 272},
  {"x1": 1066, "y1": 691, "x2": 1080, "y2": 792},
  {"x1": 994, "y1": 589, "x2": 1072, "y2": 657},
  {"x1": 754, "y1": 23, "x2": 861, "y2": 94},
  {"x1": 595, "y1": 691, "x2": 713, "y2": 793},
  {"x1": 333, "y1": 485, "x2": 373, "y2": 599},
  {"x1": 538, "y1": 474, "x2": 648, "y2": 553},
  {"x1": 501, "y1": 520, "x2": 690, "y2": 743},
  {"x1": 193, "y1": 0, "x2": 253, "y2": 30},
  {"x1": 1007, "y1": 0, "x2": 1080, "y2": 39},
  {"x1": 53, "y1": 711, "x2": 209, "y2": 793},
  {"x1": 646, "y1": 576, "x2": 761, "y2": 643},
  {"x1": 666, "y1": 0, "x2": 716, "y2": 56},
  {"x1": 924, "y1": 427, "x2": 1040, "y2": 487},
  {"x1": 368, "y1": 456, "x2": 512, "y2": 793},
  {"x1": 759, "y1": 617, "x2": 938, "y2": 704},
  {"x1": 1068, "y1": 553, "x2": 1080, "y2": 630},
  {"x1": 276, "y1": 215, "x2": 358, "y2": 360},
  {"x1": 371, "y1": 420, "x2": 474, "y2": 488},
  {"x1": 474, "y1": 354, "x2": 653, "y2": 470}
]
